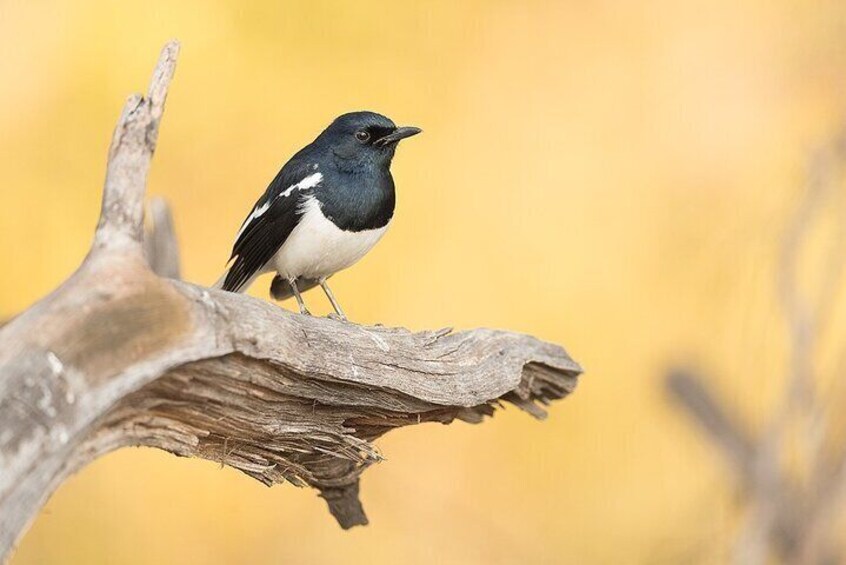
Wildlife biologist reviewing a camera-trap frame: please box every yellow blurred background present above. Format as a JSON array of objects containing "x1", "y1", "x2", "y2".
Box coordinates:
[{"x1": 2, "y1": 0, "x2": 846, "y2": 563}]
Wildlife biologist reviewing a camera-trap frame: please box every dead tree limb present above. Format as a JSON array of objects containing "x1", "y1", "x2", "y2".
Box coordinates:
[
  {"x1": 143, "y1": 197, "x2": 181, "y2": 279},
  {"x1": 0, "y1": 41, "x2": 582, "y2": 561}
]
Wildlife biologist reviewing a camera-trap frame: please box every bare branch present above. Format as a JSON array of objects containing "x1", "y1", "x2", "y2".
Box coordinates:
[
  {"x1": 144, "y1": 197, "x2": 181, "y2": 279},
  {"x1": 0, "y1": 41, "x2": 582, "y2": 563},
  {"x1": 0, "y1": 277, "x2": 581, "y2": 556},
  {"x1": 667, "y1": 127, "x2": 846, "y2": 564},
  {"x1": 94, "y1": 40, "x2": 179, "y2": 251},
  {"x1": 665, "y1": 369, "x2": 756, "y2": 483}
]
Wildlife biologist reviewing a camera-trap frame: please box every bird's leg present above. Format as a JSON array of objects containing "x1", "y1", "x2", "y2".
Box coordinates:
[
  {"x1": 319, "y1": 277, "x2": 347, "y2": 321},
  {"x1": 287, "y1": 277, "x2": 311, "y2": 315}
]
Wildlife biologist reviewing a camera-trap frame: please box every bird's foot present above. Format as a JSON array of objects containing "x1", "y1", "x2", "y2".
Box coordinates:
[
  {"x1": 327, "y1": 312, "x2": 347, "y2": 322},
  {"x1": 299, "y1": 308, "x2": 312, "y2": 316}
]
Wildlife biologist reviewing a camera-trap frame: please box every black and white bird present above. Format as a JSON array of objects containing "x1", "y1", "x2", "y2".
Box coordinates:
[{"x1": 215, "y1": 111, "x2": 421, "y2": 320}]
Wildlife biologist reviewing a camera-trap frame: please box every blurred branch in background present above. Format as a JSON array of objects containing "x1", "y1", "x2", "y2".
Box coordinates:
[{"x1": 667, "y1": 129, "x2": 846, "y2": 565}]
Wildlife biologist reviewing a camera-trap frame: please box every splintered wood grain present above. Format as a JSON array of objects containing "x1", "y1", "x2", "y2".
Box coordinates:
[{"x1": 83, "y1": 285, "x2": 581, "y2": 529}]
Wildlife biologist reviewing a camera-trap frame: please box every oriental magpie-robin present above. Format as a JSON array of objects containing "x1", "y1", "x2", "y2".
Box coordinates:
[{"x1": 214, "y1": 111, "x2": 421, "y2": 320}]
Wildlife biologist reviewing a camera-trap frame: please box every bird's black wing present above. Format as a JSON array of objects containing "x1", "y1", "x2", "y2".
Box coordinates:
[{"x1": 221, "y1": 160, "x2": 321, "y2": 292}]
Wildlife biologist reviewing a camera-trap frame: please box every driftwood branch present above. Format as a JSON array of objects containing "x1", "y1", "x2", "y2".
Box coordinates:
[
  {"x1": 143, "y1": 197, "x2": 181, "y2": 279},
  {"x1": 0, "y1": 41, "x2": 582, "y2": 561}
]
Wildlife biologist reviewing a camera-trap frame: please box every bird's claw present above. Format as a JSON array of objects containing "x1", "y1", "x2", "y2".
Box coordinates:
[{"x1": 327, "y1": 312, "x2": 347, "y2": 322}]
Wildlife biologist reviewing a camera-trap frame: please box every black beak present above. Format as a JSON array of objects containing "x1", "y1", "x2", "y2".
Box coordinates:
[{"x1": 375, "y1": 126, "x2": 422, "y2": 147}]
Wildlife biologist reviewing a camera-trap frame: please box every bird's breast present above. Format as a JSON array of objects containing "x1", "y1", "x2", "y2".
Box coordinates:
[
  {"x1": 315, "y1": 169, "x2": 395, "y2": 232},
  {"x1": 272, "y1": 195, "x2": 388, "y2": 280}
]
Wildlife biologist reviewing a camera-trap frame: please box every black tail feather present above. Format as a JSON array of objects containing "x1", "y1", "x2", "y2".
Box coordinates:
[{"x1": 270, "y1": 275, "x2": 320, "y2": 301}]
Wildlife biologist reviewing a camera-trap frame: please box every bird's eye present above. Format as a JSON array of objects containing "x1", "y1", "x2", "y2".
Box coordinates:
[{"x1": 355, "y1": 130, "x2": 370, "y2": 143}]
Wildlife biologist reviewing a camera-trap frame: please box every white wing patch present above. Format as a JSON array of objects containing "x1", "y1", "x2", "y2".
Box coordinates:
[
  {"x1": 279, "y1": 171, "x2": 323, "y2": 198},
  {"x1": 234, "y1": 170, "x2": 323, "y2": 242},
  {"x1": 235, "y1": 200, "x2": 270, "y2": 241}
]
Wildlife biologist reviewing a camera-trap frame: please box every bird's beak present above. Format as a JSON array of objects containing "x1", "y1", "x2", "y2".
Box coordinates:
[{"x1": 375, "y1": 126, "x2": 422, "y2": 147}]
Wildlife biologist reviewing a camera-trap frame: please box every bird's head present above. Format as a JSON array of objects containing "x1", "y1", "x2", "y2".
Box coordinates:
[{"x1": 318, "y1": 111, "x2": 421, "y2": 169}]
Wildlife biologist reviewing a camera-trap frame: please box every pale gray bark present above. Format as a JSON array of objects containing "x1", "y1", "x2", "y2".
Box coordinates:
[{"x1": 0, "y1": 41, "x2": 582, "y2": 562}]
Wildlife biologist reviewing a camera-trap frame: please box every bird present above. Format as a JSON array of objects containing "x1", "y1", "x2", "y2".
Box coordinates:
[{"x1": 214, "y1": 111, "x2": 421, "y2": 320}]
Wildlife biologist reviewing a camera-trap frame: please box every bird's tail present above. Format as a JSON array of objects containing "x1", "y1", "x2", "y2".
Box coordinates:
[
  {"x1": 215, "y1": 269, "x2": 321, "y2": 298},
  {"x1": 270, "y1": 275, "x2": 320, "y2": 301},
  {"x1": 212, "y1": 267, "x2": 260, "y2": 294}
]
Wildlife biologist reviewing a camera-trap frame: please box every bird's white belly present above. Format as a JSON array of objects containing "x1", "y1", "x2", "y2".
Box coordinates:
[{"x1": 272, "y1": 196, "x2": 388, "y2": 280}]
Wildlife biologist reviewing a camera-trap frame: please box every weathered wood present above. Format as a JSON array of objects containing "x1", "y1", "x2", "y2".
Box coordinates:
[
  {"x1": 0, "y1": 41, "x2": 582, "y2": 562},
  {"x1": 143, "y1": 197, "x2": 181, "y2": 279}
]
